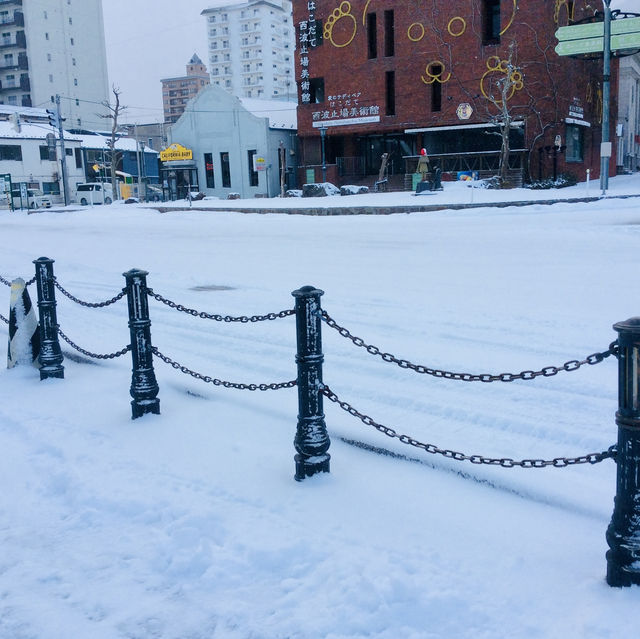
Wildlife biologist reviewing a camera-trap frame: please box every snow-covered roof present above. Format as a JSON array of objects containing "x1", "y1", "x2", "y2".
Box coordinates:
[
  {"x1": 0, "y1": 104, "x2": 50, "y2": 120},
  {"x1": 70, "y1": 134, "x2": 159, "y2": 154},
  {"x1": 0, "y1": 120, "x2": 83, "y2": 142},
  {"x1": 239, "y1": 97, "x2": 297, "y2": 130},
  {"x1": 0, "y1": 121, "x2": 159, "y2": 153}
]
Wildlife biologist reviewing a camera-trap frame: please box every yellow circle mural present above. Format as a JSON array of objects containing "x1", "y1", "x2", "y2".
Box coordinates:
[
  {"x1": 554, "y1": 0, "x2": 576, "y2": 25},
  {"x1": 421, "y1": 61, "x2": 451, "y2": 85},
  {"x1": 324, "y1": 2, "x2": 357, "y2": 48},
  {"x1": 480, "y1": 57, "x2": 523, "y2": 104},
  {"x1": 500, "y1": 0, "x2": 517, "y2": 35},
  {"x1": 407, "y1": 22, "x2": 425, "y2": 42},
  {"x1": 447, "y1": 17, "x2": 467, "y2": 37}
]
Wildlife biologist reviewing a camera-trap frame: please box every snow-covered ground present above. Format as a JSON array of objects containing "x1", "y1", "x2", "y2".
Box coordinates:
[{"x1": 2, "y1": 175, "x2": 640, "y2": 638}]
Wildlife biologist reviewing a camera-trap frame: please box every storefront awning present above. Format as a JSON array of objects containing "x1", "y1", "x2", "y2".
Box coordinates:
[
  {"x1": 565, "y1": 117, "x2": 591, "y2": 127},
  {"x1": 405, "y1": 121, "x2": 525, "y2": 134}
]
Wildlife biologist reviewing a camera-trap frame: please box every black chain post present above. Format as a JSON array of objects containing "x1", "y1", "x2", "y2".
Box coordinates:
[
  {"x1": 292, "y1": 286, "x2": 330, "y2": 481},
  {"x1": 33, "y1": 257, "x2": 64, "y2": 380},
  {"x1": 124, "y1": 269, "x2": 160, "y2": 419},
  {"x1": 607, "y1": 318, "x2": 640, "y2": 586}
]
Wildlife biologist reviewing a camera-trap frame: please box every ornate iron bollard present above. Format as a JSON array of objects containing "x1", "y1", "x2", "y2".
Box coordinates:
[
  {"x1": 124, "y1": 269, "x2": 160, "y2": 419},
  {"x1": 292, "y1": 286, "x2": 330, "y2": 480},
  {"x1": 607, "y1": 318, "x2": 640, "y2": 586},
  {"x1": 33, "y1": 257, "x2": 64, "y2": 380}
]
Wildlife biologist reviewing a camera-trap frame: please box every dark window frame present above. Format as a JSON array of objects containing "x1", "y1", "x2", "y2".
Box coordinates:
[
  {"x1": 565, "y1": 123, "x2": 584, "y2": 162},
  {"x1": 247, "y1": 149, "x2": 259, "y2": 186},
  {"x1": 385, "y1": 70, "x2": 395, "y2": 116},
  {"x1": 431, "y1": 65, "x2": 442, "y2": 112},
  {"x1": 0, "y1": 144, "x2": 22, "y2": 161},
  {"x1": 367, "y1": 13, "x2": 377, "y2": 59},
  {"x1": 309, "y1": 77, "x2": 324, "y2": 103},
  {"x1": 220, "y1": 151, "x2": 231, "y2": 188},
  {"x1": 482, "y1": 0, "x2": 501, "y2": 45},
  {"x1": 384, "y1": 10, "x2": 394, "y2": 57},
  {"x1": 204, "y1": 152, "x2": 215, "y2": 188}
]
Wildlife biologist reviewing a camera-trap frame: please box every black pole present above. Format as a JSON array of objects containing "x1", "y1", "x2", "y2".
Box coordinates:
[
  {"x1": 292, "y1": 285, "x2": 330, "y2": 481},
  {"x1": 606, "y1": 317, "x2": 640, "y2": 586},
  {"x1": 33, "y1": 257, "x2": 64, "y2": 380},
  {"x1": 124, "y1": 269, "x2": 160, "y2": 419}
]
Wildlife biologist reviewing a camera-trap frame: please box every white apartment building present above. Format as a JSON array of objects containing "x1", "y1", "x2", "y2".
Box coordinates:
[
  {"x1": 0, "y1": 0, "x2": 109, "y2": 129},
  {"x1": 617, "y1": 53, "x2": 640, "y2": 173},
  {"x1": 201, "y1": 0, "x2": 296, "y2": 100}
]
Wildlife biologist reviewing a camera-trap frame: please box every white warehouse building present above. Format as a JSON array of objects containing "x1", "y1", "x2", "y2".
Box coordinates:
[
  {"x1": 202, "y1": 0, "x2": 296, "y2": 101},
  {"x1": 0, "y1": 0, "x2": 110, "y2": 128}
]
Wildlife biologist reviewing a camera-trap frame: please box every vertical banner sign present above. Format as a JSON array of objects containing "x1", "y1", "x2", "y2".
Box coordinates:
[
  {"x1": 299, "y1": 1, "x2": 317, "y2": 104},
  {"x1": 7, "y1": 278, "x2": 40, "y2": 368}
]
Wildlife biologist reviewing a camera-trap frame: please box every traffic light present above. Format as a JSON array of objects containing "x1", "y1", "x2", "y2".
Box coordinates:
[{"x1": 46, "y1": 109, "x2": 59, "y2": 129}]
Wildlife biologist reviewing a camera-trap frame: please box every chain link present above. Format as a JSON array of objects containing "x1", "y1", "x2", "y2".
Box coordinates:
[
  {"x1": 152, "y1": 346, "x2": 297, "y2": 391},
  {"x1": 0, "y1": 274, "x2": 35, "y2": 287},
  {"x1": 54, "y1": 278, "x2": 127, "y2": 308},
  {"x1": 57, "y1": 327, "x2": 131, "y2": 359},
  {"x1": 322, "y1": 311, "x2": 618, "y2": 382},
  {"x1": 0, "y1": 312, "x2": 8, "y2": 324},
  {"x1": 322, "y1": 385, "x2": 616, "y2": 468},
  {"x1": 148, "y1": 289, "x2": 295, "y2": 323}
]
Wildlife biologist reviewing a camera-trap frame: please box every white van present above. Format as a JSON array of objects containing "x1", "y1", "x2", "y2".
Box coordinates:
[{"x1": 76, "y1": 183, "x2": 113, "y2": 205}]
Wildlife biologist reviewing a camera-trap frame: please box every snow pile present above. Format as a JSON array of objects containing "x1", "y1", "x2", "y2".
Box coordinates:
[{"x1": 1, "y1": 175, "x2": 640, "y2": 638}]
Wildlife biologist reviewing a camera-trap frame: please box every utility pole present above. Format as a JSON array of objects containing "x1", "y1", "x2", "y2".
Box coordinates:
[
  {"x1": 600, "y1": 0, "x2": 612, "y2": 195},
  {"x1": 55, "y1": 95, "x2": 70, "y2": 206},
  {"x1": 134, "y1": 123, "x2": 142, "y2": 199}
]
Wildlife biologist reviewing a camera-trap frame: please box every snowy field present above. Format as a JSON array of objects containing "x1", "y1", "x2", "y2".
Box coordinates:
[{"x1": 2, "y1": 175, "x2": 640, "y2": 638}]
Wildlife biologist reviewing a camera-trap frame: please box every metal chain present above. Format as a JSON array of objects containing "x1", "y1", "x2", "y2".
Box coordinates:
[
  {"x1": 54, "y1": 278, "x2": 127, "y2": 308},
  {"x1": 148, "y1": 289, "x2": 295, "y2": 323},
  {"x1": 0, "y1": 312, "x2": 8, "y2": 324},
  {"x1": 1, "y1": 274, "x2": 36, "y2": 287},
  {"x1": 322, "y1": 385, "x2": 616, "y2": 468},
  {"x1": 322, "y1": 311, "x2": 618, "y2": 382},
  {"x1": 152, "y1": 346, "x2": 297, "y2": 391},
  {"x1": 57, "y1": 327, "x2": 131, "y2": 359}
]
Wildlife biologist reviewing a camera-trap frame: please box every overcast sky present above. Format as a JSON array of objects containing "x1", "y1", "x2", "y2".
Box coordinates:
[{"x1": 102, "y1": 0, "x2": 637, "y2": 125}]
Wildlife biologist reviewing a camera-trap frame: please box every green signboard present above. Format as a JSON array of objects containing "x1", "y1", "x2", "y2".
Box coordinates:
[
  {"x1": 555, "y1": 16, "x2": 640, "y2": 56},
  {"x1": 555, "y1": 37, "x2": 603, "y2": 56}
]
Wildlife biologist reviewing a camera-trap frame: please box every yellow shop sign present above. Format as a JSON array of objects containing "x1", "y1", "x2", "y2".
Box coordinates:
[{"x1": 160, "y1": 143, "x2": 193, "y2": 162}]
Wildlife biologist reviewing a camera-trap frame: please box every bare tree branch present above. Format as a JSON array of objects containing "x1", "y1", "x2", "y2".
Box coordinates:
[{"x1": 98, "y1": 86, "x2": 127, "y2": 202}]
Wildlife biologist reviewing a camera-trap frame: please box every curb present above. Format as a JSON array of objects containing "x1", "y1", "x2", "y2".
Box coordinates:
[{"x1": 151, "y1": 193, "x2": 640, "y2": 216}]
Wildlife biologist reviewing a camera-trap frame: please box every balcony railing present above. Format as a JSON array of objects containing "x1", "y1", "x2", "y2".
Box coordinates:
[
  {"x1": 0, "y1": 10, "x2": 23, "y2": 26},
  {"x1": 403, "y1": 149, "x2": 527, "y2": 174}
]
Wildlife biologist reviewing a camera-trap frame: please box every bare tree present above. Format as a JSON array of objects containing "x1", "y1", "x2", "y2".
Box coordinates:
[
  {"x1": 99, "y1": 86, "x2": 127, "y2": 202},
  {"x1": 483, "y1": 44, "x2": 524, "y2": 185}
]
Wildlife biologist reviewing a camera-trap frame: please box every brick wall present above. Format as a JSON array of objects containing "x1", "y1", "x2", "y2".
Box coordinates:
[{"x1": 293, "y1": 0, "x2": 616, "y2": 181}]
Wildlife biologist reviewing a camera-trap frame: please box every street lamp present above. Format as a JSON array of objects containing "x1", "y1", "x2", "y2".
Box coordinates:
[
  {"x1": 601, "y1": 0, "x2": 612, "y2": 195},
  {"x1": 319, "y1": 125, "x2": 327, "y2": 183}
]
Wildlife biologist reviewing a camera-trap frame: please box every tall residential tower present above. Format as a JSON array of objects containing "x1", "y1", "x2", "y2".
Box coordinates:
[
  {"x1": 0, "y1": 0, "x2": 109, "y2": 128},
  {"x1": 202, "y1": 0, "x2": 296, "y2": 100}
]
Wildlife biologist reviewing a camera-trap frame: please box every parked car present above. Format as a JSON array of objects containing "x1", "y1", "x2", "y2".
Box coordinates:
[
  {"x1": 11, "y1": 188, "x2": 53, "y2": 209},
  {"x1": 76, "y1": 183, "x2": 113, "y2": 205}
]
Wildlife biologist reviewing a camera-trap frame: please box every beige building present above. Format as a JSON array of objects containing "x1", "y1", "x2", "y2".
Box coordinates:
[{"x1": 161, "y1": 54, "x2": 210, "y2": 124}]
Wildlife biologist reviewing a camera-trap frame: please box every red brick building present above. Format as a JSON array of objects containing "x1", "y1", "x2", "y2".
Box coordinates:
[{"x1": 293, "y1": 0, "x2": 617, "y2": 187}]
